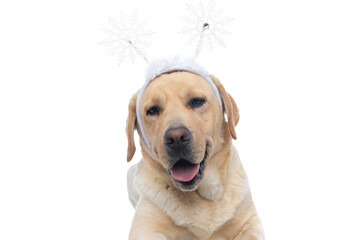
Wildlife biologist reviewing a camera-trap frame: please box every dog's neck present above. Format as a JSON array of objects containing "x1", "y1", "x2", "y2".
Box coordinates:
[
  {"x1": 197, "y1": 137, "x2": 233, "y2": 201},
  {"x1": 196, "y1": 161, "x2": 225, "y2": 201}
]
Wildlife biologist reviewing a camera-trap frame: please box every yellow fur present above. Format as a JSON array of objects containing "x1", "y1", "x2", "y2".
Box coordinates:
[{"x1": 126, "y1": 72, "x2": 264, "y2": 240}]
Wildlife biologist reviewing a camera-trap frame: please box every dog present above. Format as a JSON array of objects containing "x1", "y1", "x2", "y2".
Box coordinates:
[{"x1": 126, "y1": 61, "x2": 264, "y2": 239}]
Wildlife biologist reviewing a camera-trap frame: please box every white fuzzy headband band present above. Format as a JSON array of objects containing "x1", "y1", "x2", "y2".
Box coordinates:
[{"x1": 136, "y1": 57, "x2": 223, "y2": 147}]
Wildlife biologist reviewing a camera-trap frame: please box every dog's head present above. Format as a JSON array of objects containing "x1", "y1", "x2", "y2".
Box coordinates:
[{"x1": 126, "y1": 71, "x2": 239, "y2": 191}]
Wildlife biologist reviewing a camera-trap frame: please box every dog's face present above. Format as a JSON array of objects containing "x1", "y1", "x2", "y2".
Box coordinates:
[
  {"x1": 139, "y1": 71, "x2": 223, "y2": 190},
  {"x1": 126, "y1": 71, "x2": 239, "y2": 191}
]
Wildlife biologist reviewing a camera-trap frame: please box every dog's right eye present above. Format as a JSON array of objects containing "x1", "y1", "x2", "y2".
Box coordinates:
[
  {"x1": 189, "y1": 98, "x2": 206, "y2": 108},
  {"x1": 146, "y1": 106, "x2": 160, "y2": 116}
]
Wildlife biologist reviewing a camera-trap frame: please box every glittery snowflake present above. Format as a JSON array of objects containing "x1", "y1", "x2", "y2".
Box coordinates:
[
  {"x1": 101, "y1": 12, "x2": 154, "y2": 64},
  {"x1": 180, "y1": 0, "x2": 233, "y2": 56}
]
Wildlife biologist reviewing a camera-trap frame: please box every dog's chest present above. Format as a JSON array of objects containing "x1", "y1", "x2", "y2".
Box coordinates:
[{"x1": 136, "y1": 174, "x2": 239, "y2": 239}]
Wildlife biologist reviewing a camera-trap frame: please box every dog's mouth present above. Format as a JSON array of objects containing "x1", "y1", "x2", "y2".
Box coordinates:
[{"x1": 168, "y1": 153, "x2": 207, "y2": 186}]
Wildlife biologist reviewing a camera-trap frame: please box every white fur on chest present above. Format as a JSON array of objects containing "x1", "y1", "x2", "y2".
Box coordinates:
[
  {"x1": 135, "y1": 165, "x2": 244, "y2": 239},
  {"x1": 197, "y1": 164, "x2": 224, "y2": 201}
]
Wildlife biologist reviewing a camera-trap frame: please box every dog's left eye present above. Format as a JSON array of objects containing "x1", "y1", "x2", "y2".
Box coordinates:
[
  {"x1": 189, "y1": 98, "x2": 206, "y2": 108},
  {"x1": 146, "y1": 106, "x2": 160, "y2": 116}
]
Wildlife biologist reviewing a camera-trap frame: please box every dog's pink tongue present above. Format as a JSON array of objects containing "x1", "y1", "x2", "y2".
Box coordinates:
[{"x1": 170, "y1": 161, "x2": 200, "y2": 182}]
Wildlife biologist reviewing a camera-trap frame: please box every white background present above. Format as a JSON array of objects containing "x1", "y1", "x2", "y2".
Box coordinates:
[{"x1": 1, "y1": 0, "x2": 359, "y2": 239}]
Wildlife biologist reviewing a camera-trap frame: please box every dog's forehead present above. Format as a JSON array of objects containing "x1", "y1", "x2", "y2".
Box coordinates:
[{"x1": 142, "y1": 71, "x2": 213, "y2": 98}]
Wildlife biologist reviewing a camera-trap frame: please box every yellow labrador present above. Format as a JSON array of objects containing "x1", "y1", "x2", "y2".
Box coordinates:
[{"x1": 126, "y1": 67, "x2": 264, "y2": 239}]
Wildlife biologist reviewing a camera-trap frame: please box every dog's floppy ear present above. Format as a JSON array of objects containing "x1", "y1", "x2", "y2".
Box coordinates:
[
  {"x1": 209, "y1": 75, "x2": 240, "y2": 140},
  {"x1": 126, "y1": 92, "x2": 138, "y2": 162}
]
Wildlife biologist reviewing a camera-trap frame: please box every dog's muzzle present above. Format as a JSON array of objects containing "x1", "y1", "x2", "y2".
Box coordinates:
[
  {"x1": 164, "y1": 127, "x2": 192, "y2": 153},
  {"x1": 164, "y1": 127, "x2": 206, "y2": 188}
]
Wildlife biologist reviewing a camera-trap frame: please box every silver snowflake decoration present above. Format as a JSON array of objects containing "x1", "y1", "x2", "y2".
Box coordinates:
[
  {"x1": 180, "y1": 0, "x2": 233, "y2": 56},
  {"x1": 101, "y1": 12, "x2": 154, "y2": 64}
]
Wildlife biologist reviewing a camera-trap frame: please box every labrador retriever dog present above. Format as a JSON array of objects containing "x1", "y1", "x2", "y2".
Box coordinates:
[{"x1": 126, "y1": 62, "x2": 264, "y2": 239}]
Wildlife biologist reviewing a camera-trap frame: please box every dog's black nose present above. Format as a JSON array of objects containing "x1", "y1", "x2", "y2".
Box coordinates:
[{"x1": 164, "y1": 127, "x2": 192, "y2": 151}]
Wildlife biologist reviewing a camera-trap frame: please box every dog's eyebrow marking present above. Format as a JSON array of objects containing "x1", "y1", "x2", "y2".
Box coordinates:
[
  {"x1": 185, "y1": 89, "x2": 207, "y2": 98},
  {"x1": 143, "y1": 96, "x2": 164, "y2": 111},
  {"x1": 183, "y1": 90, "x2": 209, "y2": 107}
]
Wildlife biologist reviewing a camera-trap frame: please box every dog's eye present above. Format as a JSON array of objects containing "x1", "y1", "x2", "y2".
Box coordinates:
[
  {"x1": 189, "y1": 98, "x2": 206, "y2": 108},
  {"x1": 146, "y1": 106, "x2": 160, "y2": 116}
]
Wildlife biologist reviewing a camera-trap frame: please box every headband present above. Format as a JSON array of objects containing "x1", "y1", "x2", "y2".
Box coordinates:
[
  {"x1": 101, "y1": 3, "x2": 232, "y2": 147},
  {"x1": 136, "y1": 57, "x2": 223, "y2": 147}
]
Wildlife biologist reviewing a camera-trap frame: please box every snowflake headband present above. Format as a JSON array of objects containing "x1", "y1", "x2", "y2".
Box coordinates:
[
  {"x1": 136, "y1": 57, "x2": 223, "y2": 147},
  {"x1": 101, "y1": 1, "x2": 232, "y2": 64},
  {"x1": 101, "y1": 1, "x2": 232, "y2": 147}
]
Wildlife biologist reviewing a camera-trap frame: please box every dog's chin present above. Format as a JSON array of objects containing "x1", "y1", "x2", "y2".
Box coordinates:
[{"x1": 167, "y1": 152, "x2": 207, "y2": 191}]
